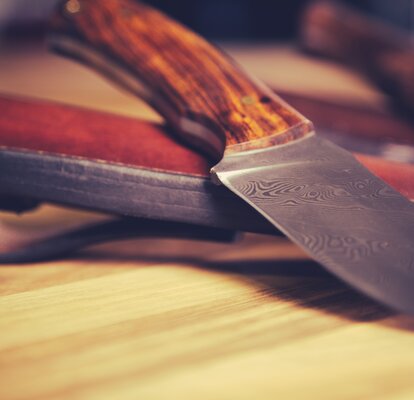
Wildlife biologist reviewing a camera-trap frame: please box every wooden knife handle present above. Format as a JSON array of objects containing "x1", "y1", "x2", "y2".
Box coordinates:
[{"x1": 49, "y1": 0, "x2": 313, "y2": 159}]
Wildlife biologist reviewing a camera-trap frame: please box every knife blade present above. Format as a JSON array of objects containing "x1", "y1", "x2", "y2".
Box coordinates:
[{"x1": 48, "y1": 0, "x2": 414, "y2": 313}]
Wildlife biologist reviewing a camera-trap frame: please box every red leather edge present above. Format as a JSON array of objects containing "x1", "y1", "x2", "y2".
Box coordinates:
[{"x1": 0, "y1": 95, "x2": 211, "y2": 176}]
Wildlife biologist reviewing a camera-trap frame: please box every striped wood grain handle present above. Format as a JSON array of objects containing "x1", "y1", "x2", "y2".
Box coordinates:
[{"x1": 49, "y1": 0, "x2": 313, "y2": 159}]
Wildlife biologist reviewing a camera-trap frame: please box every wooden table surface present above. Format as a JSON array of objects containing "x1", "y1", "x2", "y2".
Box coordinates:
[{"x1": 1, "y1": 41, "x2": 414, "y2": 400}]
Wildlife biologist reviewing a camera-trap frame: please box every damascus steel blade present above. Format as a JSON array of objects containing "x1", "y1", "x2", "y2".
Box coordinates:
[{"x1": 212, "y1": 133, "x2": 414, "y2": 313}]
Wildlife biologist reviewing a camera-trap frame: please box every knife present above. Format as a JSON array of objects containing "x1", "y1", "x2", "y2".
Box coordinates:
[{"x1": 48, "y1": 0, "x2": 414, "y2": 313}]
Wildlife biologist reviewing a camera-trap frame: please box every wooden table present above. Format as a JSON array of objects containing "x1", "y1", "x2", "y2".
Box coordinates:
[{"x1": 1, "y1": 41, "x2": 414, "y2": 400}]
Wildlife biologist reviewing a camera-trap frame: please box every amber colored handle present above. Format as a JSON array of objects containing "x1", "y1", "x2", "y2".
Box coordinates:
[{"x1": 48, "y1": 0, "x2": 313, "y2": 159}]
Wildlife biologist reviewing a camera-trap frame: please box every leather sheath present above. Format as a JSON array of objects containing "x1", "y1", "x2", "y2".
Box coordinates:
[
  {"x1": 1, "y1": 94, "x2": 414, "y2": 262},
  {"x1": 1, "y1": 94, "x2": 414, "y2": 204}
]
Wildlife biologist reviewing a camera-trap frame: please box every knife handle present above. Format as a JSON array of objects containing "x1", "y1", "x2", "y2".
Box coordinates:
[{"x1": 49, "y1": 0, "x2": 313, "y2": 159}]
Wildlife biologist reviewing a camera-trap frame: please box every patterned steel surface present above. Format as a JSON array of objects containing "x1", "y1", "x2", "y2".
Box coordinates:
[{"x1": 213, "y1": 134, "x2": 414, "y2": 313}]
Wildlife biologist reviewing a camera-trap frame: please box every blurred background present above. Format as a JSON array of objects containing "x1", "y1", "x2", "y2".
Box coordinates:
[{"x1": 1, "y1": 0, "x2": 414, "y2": 39}]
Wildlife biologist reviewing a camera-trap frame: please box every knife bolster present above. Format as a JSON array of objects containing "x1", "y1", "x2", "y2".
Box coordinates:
[{"x1": 50, "y1": 0, "x2": 313, "y2": 159}]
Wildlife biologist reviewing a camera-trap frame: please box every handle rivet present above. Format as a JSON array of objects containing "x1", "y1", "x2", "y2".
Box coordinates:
[
  {"x1": 65, "y1": 0, "x2": 81, "y2": 14},
  {"x1": 241, "y1": 96, "x2": 255, "y2": 105}
]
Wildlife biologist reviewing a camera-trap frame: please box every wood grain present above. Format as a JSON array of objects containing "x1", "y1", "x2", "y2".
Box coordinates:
[
  {"x1": 49, "y1": 0, "x2": 313, "y2": 157},
  {"x1": 2, "y1": 230, "x2": 414, "y2": 400}
]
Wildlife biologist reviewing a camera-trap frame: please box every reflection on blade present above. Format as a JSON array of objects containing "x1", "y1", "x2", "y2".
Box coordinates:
[{"x1": 213, "y1": 134, "x2": 414, "y2": 313}]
